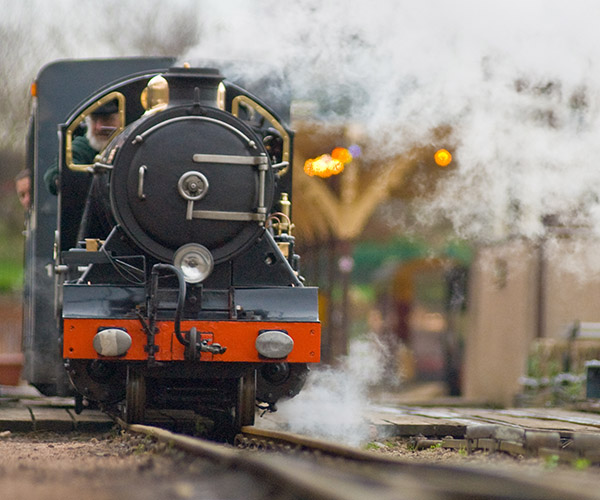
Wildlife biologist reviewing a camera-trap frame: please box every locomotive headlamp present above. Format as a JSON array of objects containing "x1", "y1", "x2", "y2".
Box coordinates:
[
  {"x1": 255, "y1": 330, "x2": 294, "y2": 359},
  {"x1": 173, "y1": 243, "x2": 214, "y2": 283}
]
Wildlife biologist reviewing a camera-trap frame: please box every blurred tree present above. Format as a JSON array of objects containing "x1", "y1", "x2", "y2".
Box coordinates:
[
  {"x1": 0, "y1": 0, "x2": 204, "y2": 292},
  {"x1": 0, "y1": 24, "x2": 37, "y2": 164},
  {"x1": 0, "y1": 0, "x2": 203, "y2": 217}
]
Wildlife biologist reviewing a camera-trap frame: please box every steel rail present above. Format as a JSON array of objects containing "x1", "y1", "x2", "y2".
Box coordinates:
[
  {"x1": 237, "y1": 426, "x2": 600, "y2": 500},
  {"x1": 240, "y1": 425, "x2": 408, "y2": 464},
  {"x1": 118, "y1": 419, "x2": 600, "y2": 500},
  {"x1": 121, "y1": 421, "x2": 407, "y2": 500}
]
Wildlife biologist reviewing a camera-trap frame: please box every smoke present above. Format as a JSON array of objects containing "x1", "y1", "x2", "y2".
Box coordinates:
[
  {"x1": 259, "y1": 334, "x2": 394, "y2": 446},
  {"x1": 187, "y1": 0, "x2": 600, "y2": 245},
  {"x1": 7, "y1": 0, "x2": 600, "y2": 243}
]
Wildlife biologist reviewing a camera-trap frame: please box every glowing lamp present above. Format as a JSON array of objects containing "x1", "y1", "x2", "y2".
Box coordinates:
[
  {"x1": 331, "y1": 147, "x2": 353, "y2": 164},
  {"x1": 303, "y1": 154, "x2": 344, "y2": 178},
  {"x1": 434, "y1": 149, "x2": 452, "y2": 167}
]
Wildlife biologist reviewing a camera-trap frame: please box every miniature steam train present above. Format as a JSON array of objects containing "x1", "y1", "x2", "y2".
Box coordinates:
[{"x1": 23, "y1": 58, "x2": 320, "y2": 433}]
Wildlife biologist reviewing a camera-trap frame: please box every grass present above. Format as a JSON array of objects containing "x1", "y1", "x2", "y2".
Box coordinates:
[
  {"x1": 0, "y1": 259, "x2": 23, "y2": 292},
  {"x1": 574, "y1": 458, "x2": 591, "y2": 471},
  {"x1": 0, "y1": 224, "x2": 24, "y2": 293},
  {"x1": 544, "y1": 454, "x2": 559, "y2": 469}
]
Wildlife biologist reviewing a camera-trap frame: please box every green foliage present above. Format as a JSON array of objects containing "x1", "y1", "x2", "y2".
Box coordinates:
[
  {"x1": 574, "y1": 458, "x2": 591, "y2": 471},
  {"x1": 133, "y1": 442, "x2": 147, "y2": 455},
  {"x1": 352, "y1": 236, "x2": 473, "y2": 284},
  {"x1": 544, "y1": 454, "x2": 559, "y2": 469},
  {"x1": 521, "y1": 339, "x2": 588, "y2": 406},
  {"x1": 0, "y1": 222, "x2": 24, "y2": 292},
  {"x1": 351, "y1": 237, "x2": 428, "y2": 283},
  {"x1": 443, "y1": 239, "x2": 474, "y2": 265}
]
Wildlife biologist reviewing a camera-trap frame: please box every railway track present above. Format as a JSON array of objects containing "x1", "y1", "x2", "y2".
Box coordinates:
[
  {"x1": 4, "y1": 393, "x2": 600, "y2": 498},
  {"x1": 120, "y1": 422, "x2": 600, "y2": 500},
  {"x1": 376, "y1": 406, "x2": 600, "y2": 464}
]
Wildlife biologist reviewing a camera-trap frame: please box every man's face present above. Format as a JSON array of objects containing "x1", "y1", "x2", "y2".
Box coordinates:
[
  {"x1": 16, "y1": 176, "x2": 30, "y2": 210},
  {"x1": 86, "y1": 113, "x2": 120, "y2": 151}
]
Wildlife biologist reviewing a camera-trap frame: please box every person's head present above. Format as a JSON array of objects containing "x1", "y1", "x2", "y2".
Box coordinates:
[
  {"x1": 85, "y1": 100, "x2": 120, "y2": 152},
  {"x1": 15, "y1": 169, "x2": 31, "y2": 210}
]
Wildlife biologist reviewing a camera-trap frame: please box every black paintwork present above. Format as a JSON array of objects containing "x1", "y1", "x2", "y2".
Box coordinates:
[
  {"x1": 25, "y1": 58, "x2": 318, "y2": 417},
  {"x1": 24, "y1": 58, "x2": 176, "y2": 395}
]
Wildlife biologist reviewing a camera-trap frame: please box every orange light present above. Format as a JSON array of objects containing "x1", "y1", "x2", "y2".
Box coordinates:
[
  {"x1": 331, "y1": 147, "x2": 353, "y2": 164},
  {"x1": 30, "y1": 82, "x2": 37, "y2": 97},
  {"x1": 434, "y1": 148, "x2": 452, "y2": 167},
  {"x1": 303, "y1": 154, "x2": 344, "y2": 178}
]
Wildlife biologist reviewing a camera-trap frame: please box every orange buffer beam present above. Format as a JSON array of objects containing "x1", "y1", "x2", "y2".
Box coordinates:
[{"x1": 63, "y1": 319, "x2": 321, "y2": 363}]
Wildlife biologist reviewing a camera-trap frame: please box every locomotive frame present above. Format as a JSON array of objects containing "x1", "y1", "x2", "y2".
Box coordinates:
[{"x1": 24, "y1": 58, "x2": 321, "y2": 435}]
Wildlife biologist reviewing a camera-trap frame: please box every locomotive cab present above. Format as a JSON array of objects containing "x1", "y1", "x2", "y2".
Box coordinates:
[
  {"x1": 23, "y1": 57, "x2": 178, "y2": 398},
  {"x1": 52, "y1": 63, "x2": 321, "y2": 434}
]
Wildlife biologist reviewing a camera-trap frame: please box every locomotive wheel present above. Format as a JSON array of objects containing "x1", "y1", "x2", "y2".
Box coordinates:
[
  {"x1": 124, "y1": 366, "x2": 146, "y2": 424},
  {"x1": 235, "y1": 371, "x2": 256, "y2": 429},
  {"x1": 65, "y1": 359, "x2": 126, "y2": 404}
]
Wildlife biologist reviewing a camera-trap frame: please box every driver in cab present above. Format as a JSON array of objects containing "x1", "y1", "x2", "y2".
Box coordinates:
[{"x1": 44, "y1": 100, "x2": 120, "y2": 195}]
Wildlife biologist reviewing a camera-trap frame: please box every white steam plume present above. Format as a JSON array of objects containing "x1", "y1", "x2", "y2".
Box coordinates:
[
  {"x1": 9, "y1": 0, "x2": 600, "y2": 243},
  {"x1": 257, "y1": 335, "x2": 393, "y2": 446},
  {"x1": 190, "y1": 0, "x2": 600, "y2": 243}
]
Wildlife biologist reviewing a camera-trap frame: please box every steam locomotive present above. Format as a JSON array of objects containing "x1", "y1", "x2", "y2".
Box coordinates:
[{"x1": 23, "y1": 58, "x2": 320, "y2": 434}]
